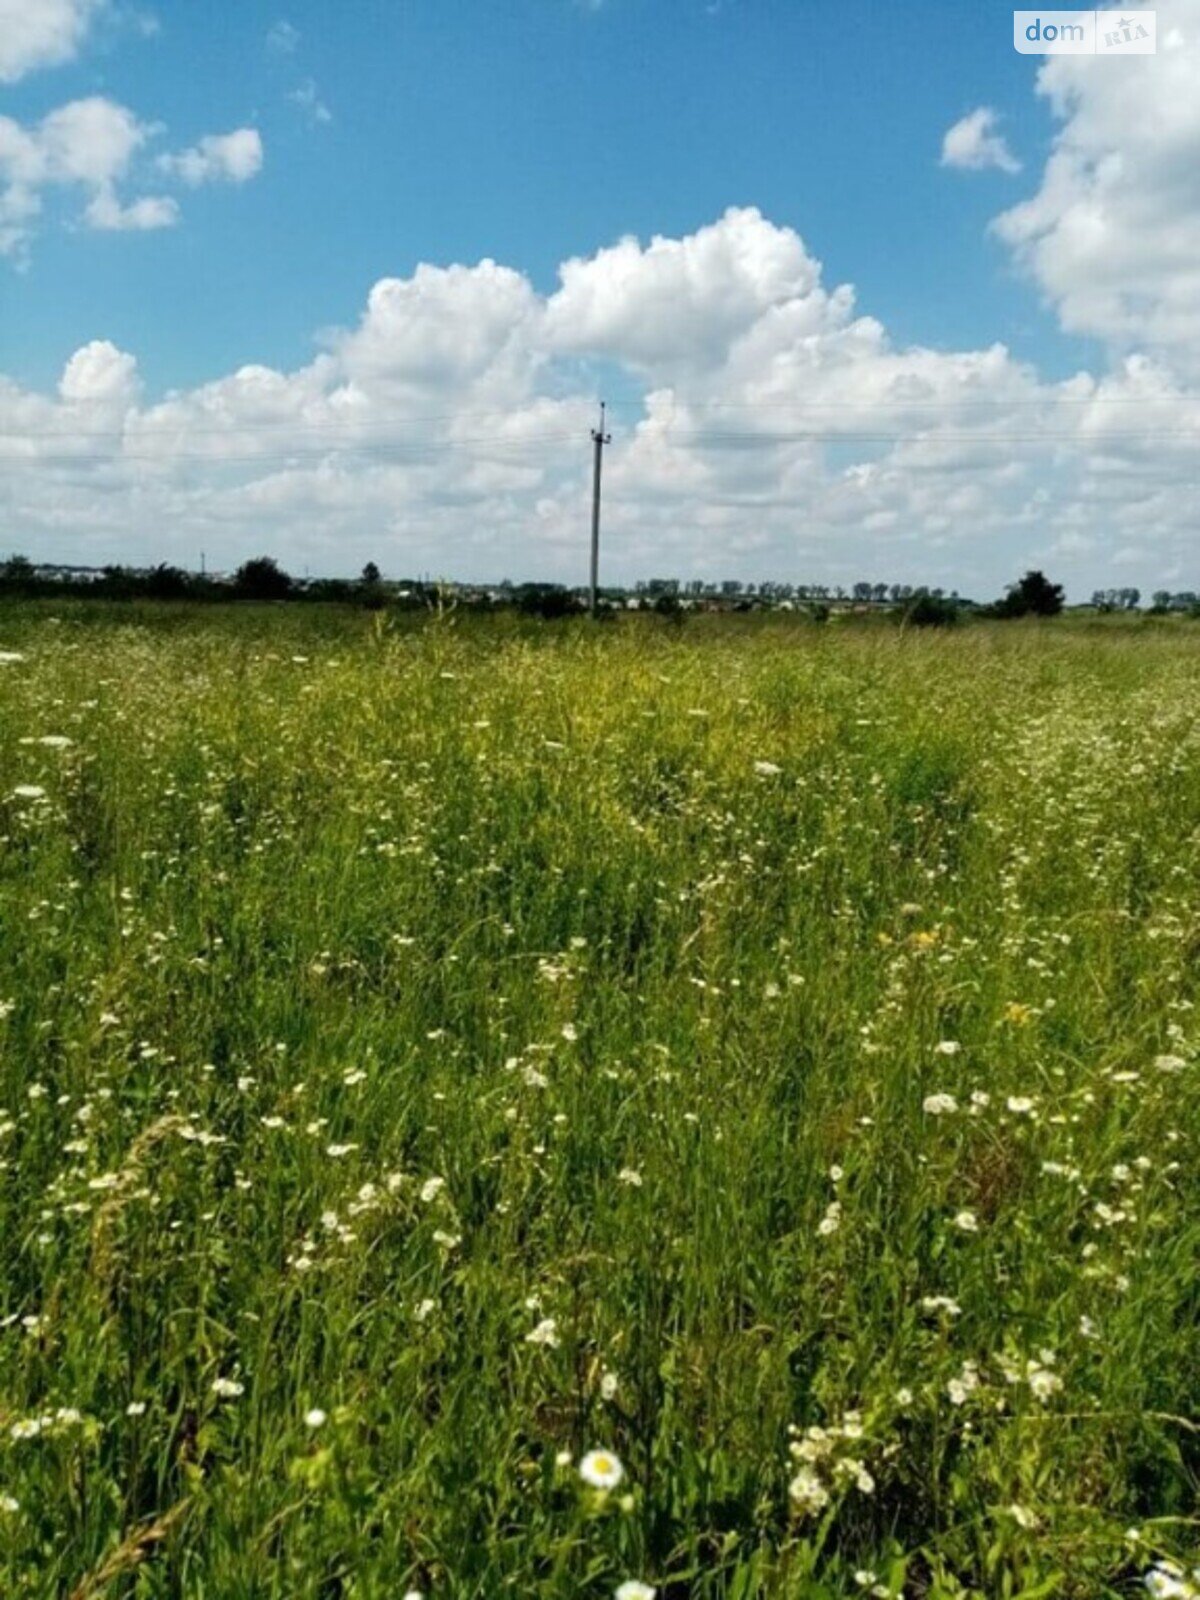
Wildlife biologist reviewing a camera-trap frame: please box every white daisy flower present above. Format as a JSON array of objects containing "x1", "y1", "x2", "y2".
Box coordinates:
[{"x1": 579, "y1": 1448, "x2": 624, "y2": 1489}]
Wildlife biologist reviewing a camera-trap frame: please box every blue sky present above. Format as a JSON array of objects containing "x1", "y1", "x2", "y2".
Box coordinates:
[
  {"x1": 2, "y1": 0, "x2": 1199, "y2": 594},
  {"x1": 5, "y1": 1, "x2": 1080, "y2": 392}
]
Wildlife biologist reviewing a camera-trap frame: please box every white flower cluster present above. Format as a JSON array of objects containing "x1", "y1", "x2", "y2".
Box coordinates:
[{"x1": 786, "y1": 1411, "x2": 877, "y2": 1518}]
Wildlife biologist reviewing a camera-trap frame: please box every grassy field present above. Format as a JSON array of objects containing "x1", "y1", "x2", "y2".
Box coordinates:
[{"x1": 0, "y1": 602, "x2": 1196, "y2": 1599}]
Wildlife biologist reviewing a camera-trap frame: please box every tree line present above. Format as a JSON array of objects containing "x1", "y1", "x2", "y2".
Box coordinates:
[{"x1": 3, "y1": 555, "x2": 1193, "y2": 625}]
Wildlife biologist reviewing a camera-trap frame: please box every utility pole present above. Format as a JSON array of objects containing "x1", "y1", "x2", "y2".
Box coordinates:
[{"x1": 589, "y1": 401, "x2": 611, "y2": 616}]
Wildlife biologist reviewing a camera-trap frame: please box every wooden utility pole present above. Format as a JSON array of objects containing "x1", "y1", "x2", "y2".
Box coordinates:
[{"x1": 589, "y1": 401, "x2": 611, "y2": 616}]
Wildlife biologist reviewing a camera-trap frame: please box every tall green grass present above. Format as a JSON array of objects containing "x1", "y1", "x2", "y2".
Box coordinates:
[{"x1": 0, "y1": 603, "x2": 1196, "y2": 1598}]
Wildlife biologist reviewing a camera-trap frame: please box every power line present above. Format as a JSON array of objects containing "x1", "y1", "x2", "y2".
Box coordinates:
[
  {"x1": 1, "y1": 392, "x2": 1198, "y2": 444},
  {"x1": 7, "y1": 425, "x2": 1199, "y2": 469},
  {"x1": 1, "y1": 432, "x2": 585, "y2": 467}
]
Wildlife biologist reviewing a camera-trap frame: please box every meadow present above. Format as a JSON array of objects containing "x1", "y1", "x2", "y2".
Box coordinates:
[{"x1": 0, "y1": 602, "x2": 1196, "y2": 1599}]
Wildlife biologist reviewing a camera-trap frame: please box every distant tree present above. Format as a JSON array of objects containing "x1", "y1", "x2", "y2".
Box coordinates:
[
  {"x1": 902, "y1": 592, "x2": 959, "y2": 629},
  {"x1": 0, "y1": 556, "x2": 36, "y2": 595},
  {"x1": 234, "y1": 556, "x2": 293, "y2": 600},
  {"x1": 995, "y1": 570, "x2": 1065, "y2": 618},
  {"x1": 514, "y1": 583, "x2": 583, "y2": 620},
  {"x1": 305, "y1": 578, "x2": 354, "y2": 603},
  {"x1": 356, "y1": 560, "x2": 385, "y2": 609},
  {"x1": 98, "y1": 565, "x2": 136, "y2": 599},
  {"x1": 144, "y1": 563, "x2": 191, "y2": 599}
]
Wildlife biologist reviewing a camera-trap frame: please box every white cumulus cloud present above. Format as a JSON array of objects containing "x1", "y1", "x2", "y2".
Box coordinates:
[
  {"x1": 941, "y1": 108, "x2": 1021, "y2": 174},
  {"x1": 1, "y1": 104, "x2": 263, "y2": 256},
  {"x1": 3, "y1": 208, "x2": 1199, "y2": 596},
  {"x1": 59, "y1": 340, "x2": 140, "y2": 402},
  {"x1": 84, "y1": 188, "x2": 178, "y2": 231},
  {"x1": 993, "y1": 0, "x2": 1200, "y2": 365},
  {"x1": 0, "y1": 0, "x2": 102, "y2": 83},
  {"x1": 158, "y1": 128, "x2": 263, "y2": 187}
]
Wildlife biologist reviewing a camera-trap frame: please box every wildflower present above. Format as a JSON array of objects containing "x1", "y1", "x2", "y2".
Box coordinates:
[
  {"x1": 11, "y1": 785, "x2": 46, "y2": 800},
  {"x1": 817, "y1": 1201, "x2": 842, "y2": 1237},
  {"x1": 921, "y1": 1295, "x2": 961, "y2": 1317},
  {"x1": 953, "y1": 1210, "x2": 979, "y2": 1233},
  {"x1": 0, "y1": 1494, "x2": 18, "y2": 1512},
  {"x1": 525, "y1": 1317, "x2": 560, "y2": 1348},
  {"x1": 304, "y1": 1408, "x2": 327, "y2": 1429},
  {"x1": 125, "y1": 1401, "x2": 147, "y2": 1417},
  {"x1": 1027, "y1": 1366, "x2": 1062, "y2": 1401},
  {"x1": 600, "y1": 1369, "x2": 619, "y2": 1400},
  {"x1": 1006, "y1": 1096, "x2": 1035, "y2": 1115},
  {"x1": 753, "y1": 760, "x2": 782, "y2": 776},
  {"x1": 616, "y1": 1583, "x2": 657, "y2": 1600},
  {"x1": 1155, "y1": 1054, "x2": 1187, "y2": 1074},
  {"x1": 1144, "y1": 1561, "x2": 1199, "y2": 1599},
  {"x1": 211, "y1": 1377, "x2": 245, "y2": 1399},
  {"x1": 419, "y1": 1176, "x2": 446, "y2": 1202},
  {"x1": 934, "y1": 1040, "x2": 961, "y2": 1056},
  {"x1": 923, "y1": 1093, "x2": 958, "y2": 1116},
  {"x1": 617, "y1": 1167, "x2": 643, "y2": 1187},
  {"x1": 788, "y1": 1466, "x2": 829, "y2": 1516},
  {"x1": 579, "y1": 1448, "x2": 624, "y2": 1489}
]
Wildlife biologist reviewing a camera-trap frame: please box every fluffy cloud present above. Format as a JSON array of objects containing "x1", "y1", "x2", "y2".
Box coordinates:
[
  {"x1": 0, "y1": 96, "x2": 171, "y2": 254},
  {"x1": 941, "y1": 108, "x2": 1021, "y2": 174},
  {"x1": 4, "y1": 207, "x2": 1199, "y2": 596},
  {"x1": 84, "y1": 188, "x2": 178, "y2": 231},
  {"x1": 59, "y1": 339, "x2": 140, "y2": 402},
  {"x1": 158, "y1": 129, "x2": 263, "y2": 186},
  {"x1": 0, "y1": 0, "x2": 101, "y2": 83},
  {"x1": 993, "y1": 0, "x2": 1200, "y2": 365},
  {"x1": 544, "y1": 208, "x2": 825, "y2": 375},
  {"x1": 0, "y1": 100, "x2": 262, "y2": 255}
]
